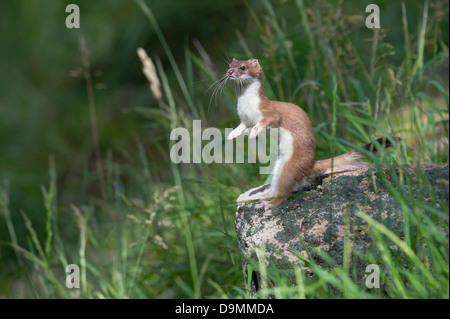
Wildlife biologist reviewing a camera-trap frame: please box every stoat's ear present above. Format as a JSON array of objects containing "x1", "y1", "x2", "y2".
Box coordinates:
[
  {"x1": 232, "y1": 58, "x2": 237, "y2": 62},
  {"x1": 249, "y1": 58, "x2": 259, "y2": 65}
]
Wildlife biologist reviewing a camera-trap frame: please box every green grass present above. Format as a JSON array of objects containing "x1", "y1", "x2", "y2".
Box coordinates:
[{"x1": 0, "y1": 0, "x2": 448, "y2": 299}]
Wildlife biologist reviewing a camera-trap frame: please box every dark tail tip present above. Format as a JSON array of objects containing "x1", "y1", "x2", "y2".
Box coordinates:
[{"x1": 363, "y1": 137, "x2": 401, "y2": 153}]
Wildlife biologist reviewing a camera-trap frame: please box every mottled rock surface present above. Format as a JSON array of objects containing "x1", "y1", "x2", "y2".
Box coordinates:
[{"x1": 235, "y1": 162, "x2": 449, "y2": 290}]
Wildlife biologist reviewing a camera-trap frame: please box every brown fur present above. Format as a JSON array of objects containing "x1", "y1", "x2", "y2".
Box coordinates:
[{"x1": 227, "y1": 59, "x2": 395, "y2": 209}]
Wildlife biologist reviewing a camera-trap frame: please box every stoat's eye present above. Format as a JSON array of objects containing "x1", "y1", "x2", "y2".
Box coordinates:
[{"x1": 240, "y1": 66, "x2": 246, "y2": 70}]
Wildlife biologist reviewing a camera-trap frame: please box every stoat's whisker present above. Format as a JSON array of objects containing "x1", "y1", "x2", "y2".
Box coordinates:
[
  {"x1": 206, "y1": 74, "x2": 228, "y2": 94},
  {"x1": 213, "y1": 76, "x2": 228, "y2": 102},
  {"x1": 207, "y1": 74, "x2": 229, "y2": 112},
  {"x1": 218, "y1": 77, "x2": 228, "y2": 101}
]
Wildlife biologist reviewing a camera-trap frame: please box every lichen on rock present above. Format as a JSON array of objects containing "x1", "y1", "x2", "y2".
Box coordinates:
[{"x1": 235, "y1": 163, "x2": 449, "y2": 291}]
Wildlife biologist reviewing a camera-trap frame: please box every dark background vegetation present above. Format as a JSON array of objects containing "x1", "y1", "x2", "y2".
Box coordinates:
[{"x1": 0, "y1": 0, "x2": 448, "y2": 298}]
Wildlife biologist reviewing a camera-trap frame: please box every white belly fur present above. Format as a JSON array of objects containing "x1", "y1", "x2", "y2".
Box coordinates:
[
  {"x1": 269, "y1": 128, "x2": 294, "y2": 195},
  {"x1": 237, "y1": 81, "x2": 262, "y2": 127}
]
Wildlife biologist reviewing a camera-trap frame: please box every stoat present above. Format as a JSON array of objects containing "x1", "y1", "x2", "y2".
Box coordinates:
[{"x1": 226, "y1": 58, "x2": 391, "y2": 209}]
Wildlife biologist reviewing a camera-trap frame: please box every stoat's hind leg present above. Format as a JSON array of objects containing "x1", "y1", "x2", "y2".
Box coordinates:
[
  {"x1": 254, "y1": 193, "x2": 286, "y2": 210},
  {"x1": 267, "y1": 160, "x2": 304, "y2": 209},
  {"x1": 254, "y1": 200, "x2": 271, "y2": 210},
  {"x1": 254, "y1": 188, "x2": 275, "y2": 210},
  {"x1": 254, "y1": 152, "x2": 291, "y2": 210},
  {"x1": 254, "y1": 176, "x2": 295, "y2": 211}
]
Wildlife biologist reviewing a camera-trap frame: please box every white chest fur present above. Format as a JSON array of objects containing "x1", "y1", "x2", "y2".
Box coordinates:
[
  {"x1": 269, "y1": 128, "x2": 294, "y2": 195},
  {"x1": 237, "y1": 81, "x2": 262, "y2": 127}
]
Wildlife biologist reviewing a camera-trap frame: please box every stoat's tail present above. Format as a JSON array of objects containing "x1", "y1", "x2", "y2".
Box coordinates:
[{"x1": 312, "y1": 137, "x2": 399, "y2": 175}]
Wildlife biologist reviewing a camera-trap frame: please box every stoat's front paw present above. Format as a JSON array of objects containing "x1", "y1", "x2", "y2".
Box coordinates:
[
  {"x1": 227, "y1": 130, "x2": 240, "y2": 140},
  {"x1": 249, "y1": 125, "x2": 263, "y2": 139}
]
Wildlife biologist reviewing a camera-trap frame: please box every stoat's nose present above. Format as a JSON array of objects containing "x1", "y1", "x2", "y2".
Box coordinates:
[{"x1": 227, "y1": 70, "x2": 234, "y2": 75}]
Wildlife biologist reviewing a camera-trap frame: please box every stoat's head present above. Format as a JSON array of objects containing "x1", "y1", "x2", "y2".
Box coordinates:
[{"x1": 226, "y1": 58, "x2": 261, "y2": 83}]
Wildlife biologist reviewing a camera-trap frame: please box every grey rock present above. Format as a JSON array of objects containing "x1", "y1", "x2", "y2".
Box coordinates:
[{"x1": 235, "y1": 162, "x2": 449, "y2": 291}]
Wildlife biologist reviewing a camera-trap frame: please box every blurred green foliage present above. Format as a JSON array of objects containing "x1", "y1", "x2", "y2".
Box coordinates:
[
  {"x1": 0, "y1": 0, "x2": 248, "y2": 246},
  {"x1": 0, "y1": 0, "x2": 448, "y2": 298}
]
